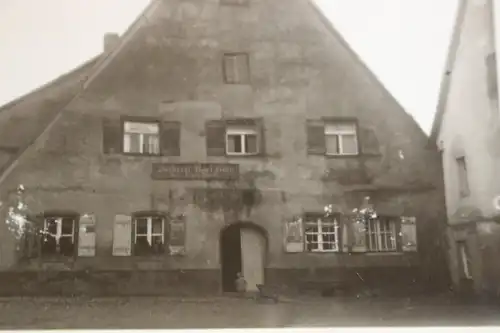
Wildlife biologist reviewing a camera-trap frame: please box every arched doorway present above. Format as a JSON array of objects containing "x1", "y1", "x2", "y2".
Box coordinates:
[{"x1": 220, "y1": 222, "x2": 267, "y2": 293}]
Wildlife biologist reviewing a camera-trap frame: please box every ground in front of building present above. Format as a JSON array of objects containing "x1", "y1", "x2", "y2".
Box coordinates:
[{"x1": 0, "y1": 295, "x2": 499, "y2": 329}]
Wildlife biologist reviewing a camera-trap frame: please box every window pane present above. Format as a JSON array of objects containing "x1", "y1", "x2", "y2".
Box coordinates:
[
  {"x1": 325, "y1": 123, "x2": 356, "y2": 134},
  {"x1": 59, "y1": 237, "x2": 74, "y2": 256},
  {"x1": 152, "y1": 217, "x2": 163, "y2": 234},
  {"x1": 325, "y1": 135, "x2": 339, "y2": 155},
  {"x1": 125, "y1": 133, "x2": 141, "y2": 153},
  {"x1": 341, "y1": 134, "x2": 358, "y2": 154},
  {"x1": 136, "y1": 218, "x2": 148, "y2": 234},
  {"x1": 144, "y1": 134, "x2": 159, "y2": 155},
  {"x1": 135, "y1": 236, "x2": 151, "y2": 255},
  {"x1": 46, "y1": 218, "x2": 58, "y2": 234},
  {"x1": 125, "y1": 122, "x2": 159, "y2": 134},
  {"x1": 227, "y1": 135, "x2": 243, "y2": 153},
  {"x1": 245, "y1": 134, "x2": 258, "y2": 154},
  {"x1": 61, "y1": 218, "x2": 74, "y2": 235}
]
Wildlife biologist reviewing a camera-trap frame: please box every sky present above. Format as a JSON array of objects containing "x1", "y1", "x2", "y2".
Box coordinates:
[{"x1": 0, "y1": 0, "x2": 458, "y2": 133}]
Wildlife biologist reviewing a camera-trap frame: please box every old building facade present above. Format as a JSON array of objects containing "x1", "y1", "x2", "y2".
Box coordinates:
[
  {"x1": 430, "y1": 0, "x2": 500, "y2": 299},
  {"x1": 0, "y1": 0, "x2": 448, "y2": 296}
]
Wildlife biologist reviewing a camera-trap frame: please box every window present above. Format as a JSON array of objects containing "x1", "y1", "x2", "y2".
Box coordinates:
[
  {"x1": 123, "y1": 121, "x2": 160, "y2": 155},
  {"x1": 325, "y1": 123, "x2": 358, "y2": 156},
  {"x1": 366, "y1": 218, "x2": 397, "y2": 252},
  {"x1": 223, "y1": 53, "x2": 250, "y2": 84},
  {"x1": 458, "y1": 241, "x2": 472, "y2": 279},
  {"x1": 41, "y1": 216, "x2": 77, "y2": 257},
  {"x1": 226, "y1": 126, "x2": 259, "y2": 155},
  {"x1": 134, "y1": 216, "x2": 165, "y2": 256},
  {"x1": 304, "y1": 214, "x2": 339, "y2": 252},
  {"x1": 456, "y1": 157, "x2": 470, "y2": 197}
]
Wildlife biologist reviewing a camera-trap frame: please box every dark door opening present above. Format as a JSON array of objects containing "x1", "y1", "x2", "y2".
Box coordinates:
[{"x1": 221, "y1": 224, "x2": 242, "y2": 292}]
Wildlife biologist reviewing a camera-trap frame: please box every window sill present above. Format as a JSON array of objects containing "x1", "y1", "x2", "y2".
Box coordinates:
[
  {"x1": 324, "y1": 153, "x2": 382, "y2": 159},
  {"x1": 122, "y1": 152, "x2": 162, "y2": 158}
]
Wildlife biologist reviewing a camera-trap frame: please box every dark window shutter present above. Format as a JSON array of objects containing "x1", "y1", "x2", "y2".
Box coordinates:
[
  {"x1": 169, "y1": 215, "x2": 186, "y2": 256},
  {"x1": 359, "y1": 127, "x2": 380, "y2": 156},
  {"x1": 206, "y1": 120, "x2": 226, "y2": 156},
  {"x1": 306, "y1": 119, "x2": 325, "y2": 155},
  {"x1": 160, "y1": 121, "x2": 181, "y2": 156},
  {"x1": 102, "y1": 117, "x2": 122, "y2": 154},
  {"x1": 256, "y1": 118, "x2": 266, "y2": 156}
]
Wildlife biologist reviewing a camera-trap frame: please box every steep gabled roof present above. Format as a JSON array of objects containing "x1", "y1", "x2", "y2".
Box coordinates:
[{"x1": 429, "y1": 0, "x2": 467, "y2": 143}]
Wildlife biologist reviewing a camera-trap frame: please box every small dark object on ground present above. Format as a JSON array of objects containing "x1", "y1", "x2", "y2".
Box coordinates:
[{"x1": 256, "y1": 284, "x2": 279, "y2": 303}]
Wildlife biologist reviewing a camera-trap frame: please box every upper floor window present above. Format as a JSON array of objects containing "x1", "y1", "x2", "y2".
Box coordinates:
[
  {"x1": 304, "y1": 214, "x2": 339, "y2": 252},
  {"x1": 366, "y1": 218, "x2": 397, "y2": 252},
  {"x1": 134, "y1": 215, "x2": 165, "y2": 256},
  {"x1": 123, "y1": 121, "x2": 160, "y2": 155},
  {"x1": 42, "y1": 216, "x2": 77, "y2": 257},
  {"x1": 324, "y1": 122, "x2": 358, "y2": 156},
  {"x1": 223, "y1": 53, "x2": 250, "y2": 84},
  {"x1": 456, "y1": 156, "x2": 470, "y2": 198},
  {"x1": 226, "y1": 126, "x2": 259, "y2": 156}
]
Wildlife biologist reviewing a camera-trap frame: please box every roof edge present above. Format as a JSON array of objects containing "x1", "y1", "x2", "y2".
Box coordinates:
[
  {"x1": 429, "y1": 0, "x2": 468, "y2": 143},
  {"x1": 0, "y1": 55, "x2": 100, "y2": 113},
  {"x1": 307, "y1": 0, "x2": 429, "y2": 139},
  {"x1": 82, "y1": 0, "x2": 161, "y2": 90}
]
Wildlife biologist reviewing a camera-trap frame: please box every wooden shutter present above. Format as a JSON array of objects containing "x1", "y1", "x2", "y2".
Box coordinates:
[
  {"x1": 359, "y1": 126, "x2": 380, "y2": 156},
  {"x1": 160, "y1": 121, "x2": 181, "y2": 156},
  {"x1": 78, "y1": 214, "x2": 96, "y2": 257},
  {"x1": 486, "y1": 52, "x2": 498, "y2": 100},
  {"x1": 102, "y1": 117, "x2": 122, "y2": 154},
  {"x1": 341, "y1": 217, "x2": 350, "y2": 253},
  {"x1": 350, "y1": 217, "x2": 368, "y2": 252},
  {"x1": 306, "y1": 119, "x2": 326, "y2": 155},
  {"x1": 169, "y1": 215, "x2": 186, "y2": 255},
  {"x1": 206, "y1": 120, "x2": 226, "y2": 156},
  {"x1": 400, "y1": 217, "x2": 417, "y2": 252},
  {"x1": 284, "y1": 218, "x2": 304, "y2": 253},
  {"x1": 112, "y1": 214, "x2": 132, "y2": 256},
  {"x1": 256, "y1": 118, "x2": 266, "y2": 156}
]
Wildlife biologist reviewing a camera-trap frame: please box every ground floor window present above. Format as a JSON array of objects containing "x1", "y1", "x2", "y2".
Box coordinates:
[
  {"x1": 366, "y1": 218, "x2": 397, "y2": 252},
  {"x1": 304, "y1": 214, "x2": 339, "y2": 252},
  {"x1": 41, "y1": 216, "x2": 77, "y2": 257},
  {"x1": 134, "y1": 215, "x2": 165, "y2": 256}
]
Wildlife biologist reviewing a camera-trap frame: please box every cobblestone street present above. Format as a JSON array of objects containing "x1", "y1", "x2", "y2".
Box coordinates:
[{"x1": 0, "y1": 296, "x2": 499, "y2": 329}]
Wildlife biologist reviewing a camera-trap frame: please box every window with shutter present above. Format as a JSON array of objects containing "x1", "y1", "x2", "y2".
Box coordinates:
[
  {"x1": 304, "y1": 213, "x2": 340, "y2": 252},
  {"x1": 123, "y1": 121, "x2": 160, "y2": 155},
  {"x1": 169, "y1": 215, "x2": 186, "y2": 255},
  {"x1": 324, "y1": 122, "x2": 359, "y2": 156},
  {"x1": 306, "y1": 120, "x2": 326, "y2": 155},
  {"x1": 223, "y1": 53, "x2": 250, "y2": 84},
  {"x1": 284, "y1": 218, "x2": 304, "y2": 253},
  {"x1": 206, "y1": 120, "x2": 227, "y2": 156},
  {"x1": 102, "y1": 118, "x2": 122, "y2": 154},
  {"x1": 160, "y1": 121, "x2": 181, "y2": 156},
  {"x1": 78, "y1": 214, "x2": 96, "y2": 257},
  {"x1": 366, "y1": 217, "x2": 397, "y2": 252},
  {"x1": 112, "y1": 214, "x2": 132, "y2": 256},
  {"x1": 400, "y1": 216, "x2": 417, "y2": 252},
  {"x1": 133, "y1": 215, "x2": 166, "y2": 256},
  {"x1": 41, "y1": 215, "x2": 78, "y2": 258}
]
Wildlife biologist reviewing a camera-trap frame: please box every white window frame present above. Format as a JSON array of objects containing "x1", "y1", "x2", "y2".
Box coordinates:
[
  {"x1": 324, "y1": 123, "x2": 358, "y2": 156},
  {"x1": 43, "y1": 217, "x2": 76, "y2": 251},
  {"x1": 225, "y1": 126, "x2": 259, "y2": 156},
  {"x1": 366, "y1": 218, "x2": 397, "y2": 252},
  {"x1": 305, "y1": 217, "x2": 340, "y2": 252},
  {"x1": 134, "y1": 216, "x2": 165, "y2": 246},
  {"x1": 123, "y1": 121, "x2": 160, "y2": 155}
]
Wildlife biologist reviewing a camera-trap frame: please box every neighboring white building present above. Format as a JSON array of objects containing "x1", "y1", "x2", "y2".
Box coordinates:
[{"x1": 430, "y1": 0, "x2": 500, "y2": 299}]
